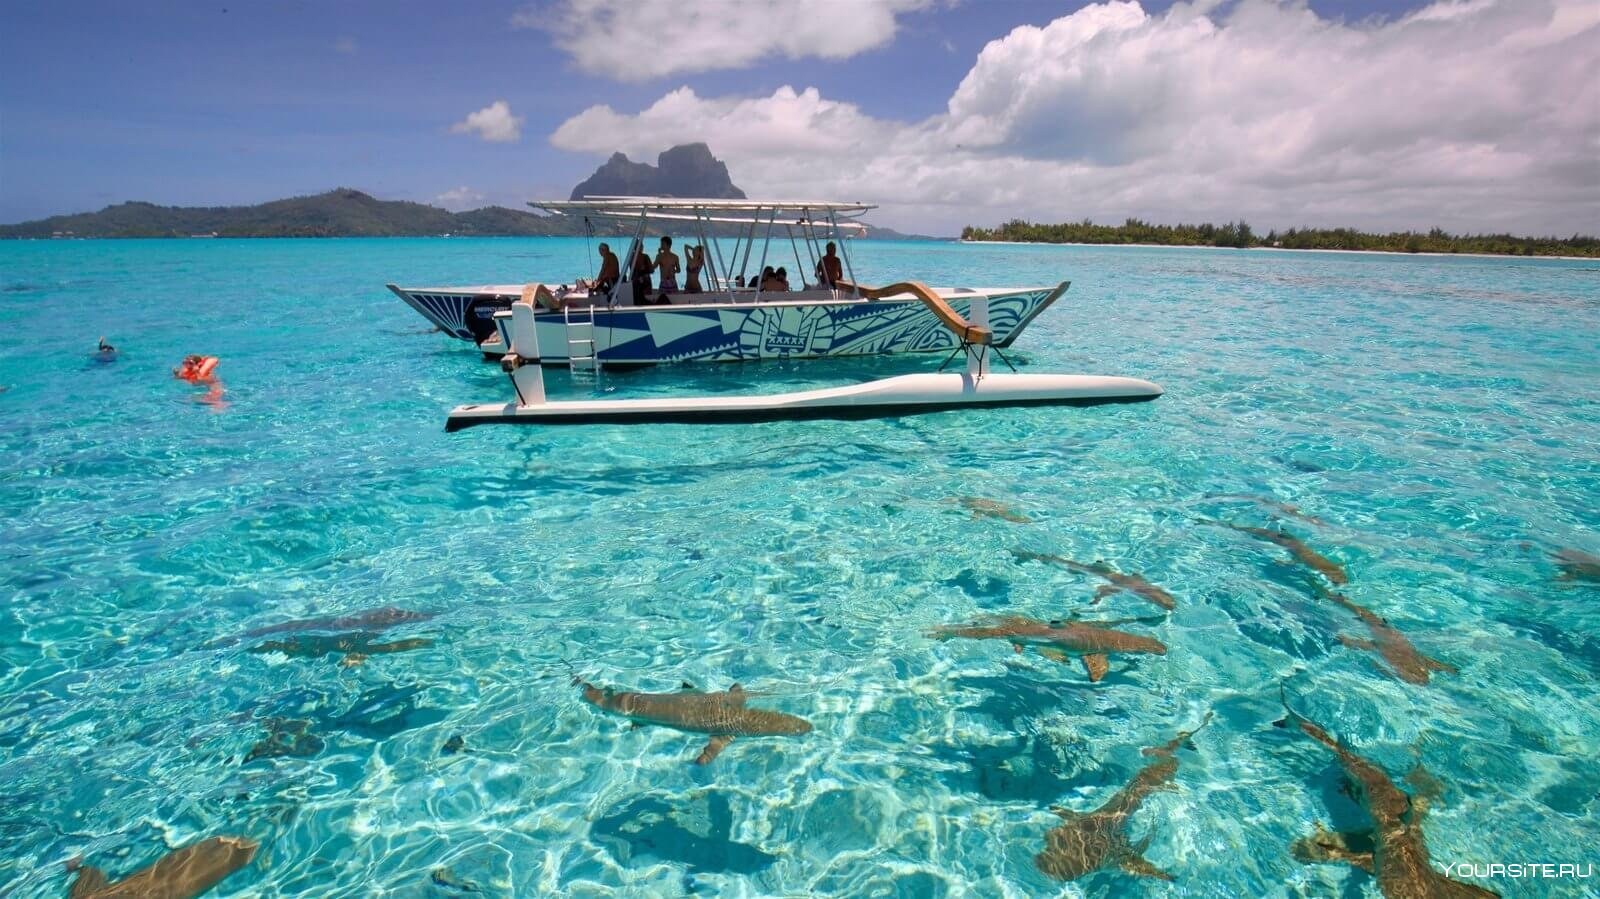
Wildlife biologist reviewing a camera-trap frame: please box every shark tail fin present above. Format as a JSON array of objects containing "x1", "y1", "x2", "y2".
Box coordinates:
[
  {"x1": 68, "y1": 864, "x2": 110, "y2": 899},
  {"x1": 1118, "y1": 840, "x2": 1175, "y2": 882},
  {"x1": 1279, "y1": 679, "x2": 1341, "y2": 751},
  {"x1": 1145, "y1": 710, "x2": 1215, "y2": 757},
  {"x1": 1425, "y1": 655, "x2": 1458, "y2": 675}
]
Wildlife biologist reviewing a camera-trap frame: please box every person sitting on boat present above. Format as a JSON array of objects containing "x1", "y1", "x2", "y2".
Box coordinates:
[
  {"x1": 655, "y1": 236, "x2": 681, "y2": 293},
  {"x1": 774, "y1": 267, "x2": 791, "y2": 291},
  {"x1": 818, "y1": 241, "x2": 843, "y2": 288},
  {"x1": 593, "y1": 242, "x2": 619, "y2": 294},
  {"x1": 684, "y1": 244, "x2": 704, "y2": 294},
  {"x1": 758, "y1": 266, "x2": 786, "y2": 293}
]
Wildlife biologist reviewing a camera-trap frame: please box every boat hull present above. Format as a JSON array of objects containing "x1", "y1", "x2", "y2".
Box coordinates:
[{"x1": 389, "y1": 285, "x2": 1064, "y2": 364}]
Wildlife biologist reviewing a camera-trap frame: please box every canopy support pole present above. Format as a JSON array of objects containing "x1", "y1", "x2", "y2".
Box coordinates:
[{"x1": 753, "y1": 207, "x2": 778, "y2": 301}]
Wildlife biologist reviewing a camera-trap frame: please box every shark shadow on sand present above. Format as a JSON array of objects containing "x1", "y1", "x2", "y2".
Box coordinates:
[
  {"x1": 578, "y1": 679, "x2": 812, "y2": 765},
  {"x1": 592, "y1": 790, "x2": 778, "y2": 876},
  {"x1": 241, "y1": 682, "x2": 448, "y2": 764},
  {"x1": 928, "y1": 614, "x2": 1167, "y2": 683},
  {"x1": 1279, "y1": 688, "x2": 1497, "y2": 897},
  {"x1": 1035, "y1": 714, "x2": 1212, "y2": 882}
]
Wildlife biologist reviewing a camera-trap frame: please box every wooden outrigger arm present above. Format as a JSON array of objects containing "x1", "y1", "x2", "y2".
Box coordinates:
[{"x1": 835, "y1": 280, "x2": 994, "y2": 345}]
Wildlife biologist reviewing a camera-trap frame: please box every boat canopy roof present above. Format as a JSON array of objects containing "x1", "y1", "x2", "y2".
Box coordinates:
[{"x1": 530, "y1": 196, "x2": 876, "y2": 222}]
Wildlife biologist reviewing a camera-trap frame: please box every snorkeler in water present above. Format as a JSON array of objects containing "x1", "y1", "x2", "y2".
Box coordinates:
[
  {"x1": 174, "y1": 354, "x2": 219, "y2": 383},
  {"x1": 92, "y1": 337, "x2": 117, "y2": 364}
]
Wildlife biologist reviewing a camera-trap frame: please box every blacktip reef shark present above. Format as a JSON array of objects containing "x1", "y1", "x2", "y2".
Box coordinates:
[
  {"x1": 957, "y1": 496, "x2": 1034, "y2": 524},
  {"x1": 1203, "y1": 493, "x2": 1328, "y2": 526},
  {"x1": 1281, "y1": 690, "x2": 1497, "y2": 897},
  {"x1": 240, "y1": 606, "x2": 434, "y2": 639},
  {"x1": 1200, "y1": 519, "x2": 1349, "y2": 585},
  {"x1": 68, "y1": 835, "x2": 258, "y2": 899},
  {"x1": 1035, "y1": 714, "x2": 1212, "y2": 882},
  {"x1": 927, "y1": 614, "x2": 1166, "y2": 682},
  {"x1": 1304, "y1": 580, "x2": 1457, "y2": 686},
  {"x1": 1553, "y1": 547, "x2": 1600, "y2": 583},
  {"x1": 578, "y1": 679, "x2": 812, "y2": 765},
  {"x1": 1010, "y1": 550, "x2": 1178, "y2": 610},
  {"x1": 248, "y1": 631, "x2": 433, "y2": 668}
]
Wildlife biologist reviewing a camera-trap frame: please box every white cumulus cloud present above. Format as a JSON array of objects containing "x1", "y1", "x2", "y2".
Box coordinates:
[
  {"x1": 548, "y1": 0, "x2": 1600, "y2": 236},
  {"x1": 435, "y1": 186, "x2": 486, "y2": 210},
  {"x1": 451, "y1": 100, "x2": 524, "y2": 143},
  {"x1": 514, "y1": 0, "x2": 933, "y2": 81}
]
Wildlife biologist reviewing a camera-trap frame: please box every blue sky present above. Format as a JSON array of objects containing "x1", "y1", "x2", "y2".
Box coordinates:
[{"x1": 4, "y1": 0, "x2": 1594, "y2": 235}]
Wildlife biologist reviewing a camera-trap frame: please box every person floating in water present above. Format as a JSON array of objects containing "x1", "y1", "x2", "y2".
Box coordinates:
[
  {"x1": 174, "y1": 354, "x2": 227, "y2": 408},
  {"x1": 175, "y1": 354, "x2": 219, "y2": 383},
  {"x1": 92, "y1": 337, "x2": 117, "y2": 364}
]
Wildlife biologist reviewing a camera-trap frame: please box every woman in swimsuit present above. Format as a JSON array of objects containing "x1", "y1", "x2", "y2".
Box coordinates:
[{"x1": 684, "y1": 244, "x2": 704, "y2": 294}]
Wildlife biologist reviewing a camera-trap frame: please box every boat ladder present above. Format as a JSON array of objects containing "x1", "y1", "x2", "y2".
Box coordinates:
[{"x1": 564, "y1": 303, "x2": 599, "y2": 373}]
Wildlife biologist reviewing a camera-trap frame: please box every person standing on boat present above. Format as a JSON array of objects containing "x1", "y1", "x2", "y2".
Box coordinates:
[
  {"x1": 684, "y1": 244, "x2": 704, "y2": 294},
  {"x1": 818, "y1": 242, "x2": 843, "y2": 288},
  {"x1": 631, "y1": 243, "x2": 655, "y2": 302},
  {"x1": 655, "y1": 236, "x2": 681, "y2": 293},
  {"x1": 593, "y1": 243, "x2": 619, "y2": 294}
]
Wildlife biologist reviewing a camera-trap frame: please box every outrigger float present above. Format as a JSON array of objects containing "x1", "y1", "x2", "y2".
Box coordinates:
[{"x1": 444, "y1": 285, "x2": 1161, "y2": 431}]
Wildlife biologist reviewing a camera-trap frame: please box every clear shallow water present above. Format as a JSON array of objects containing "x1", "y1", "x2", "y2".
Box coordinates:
[{"x1": 1, "y1": 238, "x2": 1597, "y2": 898}]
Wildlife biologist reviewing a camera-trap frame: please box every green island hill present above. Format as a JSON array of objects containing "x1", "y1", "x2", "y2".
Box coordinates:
[{"x1": 961, "y1": 218, "x2": 1600, "y2": 258}]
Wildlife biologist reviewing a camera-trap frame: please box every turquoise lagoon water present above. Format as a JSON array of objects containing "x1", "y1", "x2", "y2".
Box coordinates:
[{"x1": 1, "y1": 237, "x2": 1597, "y2": 898}]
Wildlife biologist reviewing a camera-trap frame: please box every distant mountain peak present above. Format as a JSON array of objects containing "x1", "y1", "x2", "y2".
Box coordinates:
[{"x1": 570, "y1": 143, "x2": 746, "y2": 201}]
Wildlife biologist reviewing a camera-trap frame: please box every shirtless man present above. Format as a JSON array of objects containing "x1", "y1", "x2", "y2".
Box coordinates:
[
  {"x1": 655, "y1": 236, "x2": 681, "y2": 293},
  {"x1": 593, "y1": 243, "x2": 619, "y2": 293},
  {"x1": 818, "y1": 241, "x2": 843, "y2": 287}
]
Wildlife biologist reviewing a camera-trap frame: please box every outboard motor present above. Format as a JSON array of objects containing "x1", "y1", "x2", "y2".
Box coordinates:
[{"x1": 464, "y1": 294, "x2": 514, "y2": 347}]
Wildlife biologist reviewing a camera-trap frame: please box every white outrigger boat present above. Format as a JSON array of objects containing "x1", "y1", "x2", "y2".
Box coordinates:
[
  {"x1": 389, "y1": 197, "x2": 1065, "y2": 368},
  {"x1": 444, "y1": 285, "x2": 1162, "y2": 430}
]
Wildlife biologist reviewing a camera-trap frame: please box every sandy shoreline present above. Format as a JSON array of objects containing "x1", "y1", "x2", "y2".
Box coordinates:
[{"x1": 957, "y1": 239, "x2": 1595, "y2": 262}]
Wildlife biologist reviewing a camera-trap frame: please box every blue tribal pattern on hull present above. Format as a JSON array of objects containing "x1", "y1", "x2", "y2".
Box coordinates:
[{"x1": 398, "y1": 288, "x2": 1062, "y2": 363}]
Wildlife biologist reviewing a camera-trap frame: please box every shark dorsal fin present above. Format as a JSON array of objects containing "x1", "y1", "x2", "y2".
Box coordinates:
[
  {"x1": 68, "y1": 865, "x2": 110, "y2": 899},
  {"x1": 728, "y1": 682, "x2": 744, "y2": 694},
  {"x1": 680, "y1": 681, "x2": 697, "y2": 691}
]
